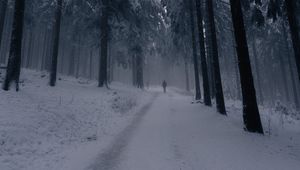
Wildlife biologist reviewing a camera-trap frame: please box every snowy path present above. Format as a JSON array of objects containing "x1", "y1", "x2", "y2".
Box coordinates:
[{"x1": 90, "y1": 90, "x2": 300, "y2": 170}]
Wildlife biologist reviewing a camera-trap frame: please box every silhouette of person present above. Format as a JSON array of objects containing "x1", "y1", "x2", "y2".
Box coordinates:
[{"x1": 162, "y1": 80, "x2": 167, "y2": 93}]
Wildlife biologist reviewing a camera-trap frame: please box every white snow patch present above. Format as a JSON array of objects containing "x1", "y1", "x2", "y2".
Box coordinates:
[{"x1": 0, "y1": 69, "x2": 152, "y2": 170}]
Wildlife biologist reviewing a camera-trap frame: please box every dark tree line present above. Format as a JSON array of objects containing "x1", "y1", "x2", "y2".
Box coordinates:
[
  {"x1": 0, "y1": 0, "x2": 300, "y2": 134},
  {"x1": 163, "y1": 0, "x2": 299, "y2": 134},
  {"x1": 1, "y1": 0, "x2": 163, "y2": 90}
]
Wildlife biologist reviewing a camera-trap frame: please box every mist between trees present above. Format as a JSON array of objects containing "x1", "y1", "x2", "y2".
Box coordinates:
[{"x1": 0, "y1": 0, "x2": 300, "y2": 133}]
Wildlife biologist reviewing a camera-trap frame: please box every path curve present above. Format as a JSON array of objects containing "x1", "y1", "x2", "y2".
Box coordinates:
[{"x1": 88, "y1": 93, "x2": 159, "y2": 170}]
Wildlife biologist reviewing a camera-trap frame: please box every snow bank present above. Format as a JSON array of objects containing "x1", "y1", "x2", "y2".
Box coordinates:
[
  {"x1": 0, "y1": 69, "x2": 152, "y2": 170},
  {"x1": 225, "y1": 99, "x2": 300, "y2": 135},
  {"x1": 225, "y1": 99, "x2": 300, "y2": 162}
]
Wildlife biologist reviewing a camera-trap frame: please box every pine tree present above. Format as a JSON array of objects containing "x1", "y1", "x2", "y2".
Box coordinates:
[
  {"x1": 229, "y1": 0, "x2": 264, "y2": 134},
  {"x1": 98, "y1": 0, "x2": 109, "y2": 87},
  {"x1": 206, "y1": 0, "x2": 226, "y2": 114},
  {"x1": 195, "y1": 0, "x2": 211, "y2": 106},
  {"x1": 251, "y1": 39, "x2": 264, "y2": 104},
  {"x1": 0, "y1": 0, "x2": 8, "y2": 49},
  {"x1": 188, "y1": 0, "x2": 201, "y2": 100},
  {"x1": 282, "y1": 22, "x2": 299, "y2": 108},
  {"x1": 49, "y1": 0, "x2": 63, "y2": 87},
  {"x1": 285, "y1": 0, "x2": 300, "y2": 82},
  {"x1": 3, "y1": 0, "x2": 26, "y2": 91}
]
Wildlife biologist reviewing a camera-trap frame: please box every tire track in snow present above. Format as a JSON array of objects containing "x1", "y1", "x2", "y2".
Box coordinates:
[{"x1": 88, "y1": 93, "x2": 159, "y2": 170}]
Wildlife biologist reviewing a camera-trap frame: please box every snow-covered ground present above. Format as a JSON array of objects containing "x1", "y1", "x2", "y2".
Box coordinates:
[
  {"x1": 0, "y1": 70, "x2": 153, "y2": 170},
  {"x1": 1, "y1": 70, "x2": 300, "y2": 170},
  {"x1": 87, "y1": 91, "x2": 300, "y2": 170}
]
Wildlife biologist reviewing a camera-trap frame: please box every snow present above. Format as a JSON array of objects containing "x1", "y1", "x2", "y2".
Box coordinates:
[
  {"x1": 0, "y1": 69, "x2": 153, "y2": 170},
  {"x1": 96, "y1": 92, "x2": 300, "y2": 170},
  {"x1": 1, "y1": 70, "x2": 300, "y2": 170}
]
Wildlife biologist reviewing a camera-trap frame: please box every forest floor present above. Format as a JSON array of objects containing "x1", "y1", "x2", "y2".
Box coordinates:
[
  {"x1": 0, "y1": 70, "x2": 300, "y2": 170},
  {"x1": 0, "y1": 70, "x2": 153, "y2": 170},
  {"x1": 88, "y1": 89, "x2": 300, "y2": 170}
]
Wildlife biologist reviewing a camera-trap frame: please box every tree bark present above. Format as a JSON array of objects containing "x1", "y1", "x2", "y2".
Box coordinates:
[
  {"x1": 41, "y1": 27, "x2": 50, "y2": 71},
  {"x1": 188, "y1": 0, "x2": 201, "y2": 100},
  {"x1": 3, "y1": 0, "x2": 26, "y2": 91},
  {"x1": 206, "y1": 0, "x2": 226, "y2": 114},
  {"x1": 231, "y1": 31, "x2": 242, "y2": 100},
  {"x1": 282, "y1": 22, "x2": 299, "y2": 108},
  {"x1": 195, "y1": 0, "x2": 211, "y2": 106},
  {"x1": 0, "y1": 0, "x2": 8, "y2": 50},
  {"x1": 132, "y1": 54, "x2": 137, "y2": 86},
  {"x1": 26, "y1": 28, "x2": 34, "y2": 68},
  {"x1": 278, "y1": 46, "x2": 290, "y2": 103},
  {"x1": 98, "y1": 0, "x2": 109, "y2": 87},
  {"x1": 108, "y1": 44, "x2": 114, "y2": 83},
  {"x1": 136, "y1": 52, "x2": 144, "y2": 89},
  {"x1": 252, "y1": 39, "x2": 264, "y2": 105},
  {"x1": 49, "y1": 0, "x2": 63, "y2": 86},
  {"x1": 184, "y1": 57, "x2": 190, "y2": 92},
  {"x1": 285, "y1": 0, "x2": 300, "y2": 82},
  {"x1": 89, "y1": 49, "x2": 93, "y2": 80},
  {"x1": 75, "y1": 35, "x2": 82, "y2": 79},
  {"x1": 229, "y1": 0, "x2": 264, "y2": 134}
]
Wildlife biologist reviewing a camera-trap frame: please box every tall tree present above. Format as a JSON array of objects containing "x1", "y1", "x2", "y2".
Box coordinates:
[
  {"x1": 0, "y1": 0, "x2": 8, "y2": 49},
  {"x1": 3, "y1": 0, "x2": 26, "y2": 91},
  {"x1": 135, "y1": 45, "x2": 144, "y2": 89},
  {"x1": 49, "y1": 0, "x2": 63, "y2": 87},
  {"x1": 229, "y1": 0, "x2": 264, "y2": 134},
  {"x1": 188, "y1": 0, "x2": 201, "y2": 100},
  {"x1": 206, "y1": 0, "x2": 226, "y2": 114},
  {"x1": 282, "y1": 21, "x2": 299, "y2": 108},
  {"x1": 285, "y1": 0, "x2": 300, "y2": 82},
  {"x1": 251, "y1": 39, "x2": 264, "y2": 104},
  {"x1": 98, "y1": 0, "x2": 109, "y2": 87},
  {"x1": 195, "y1": 0, "x2": 211, "y2": 106}
]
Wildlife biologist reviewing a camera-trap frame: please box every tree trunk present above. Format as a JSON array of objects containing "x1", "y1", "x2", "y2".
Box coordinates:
[
  {"x1": 68, "y1": 44, "x2": 75, "y2": 76},
  {"x1": 98, "y1": 0, "x2": 109, "y2": 87},
  {"x1": 3, "y1": 0, "x2": 25, "y2": 91},
  {"x1": 108, "y1": 44, "x2": 114, "y2": 83},
  {"x1": 49, "y1": 0, "x2": 63, "y2": 86},
  {"x1": 136, "y1": 52, "x2": 144, "y2": 89},
  {"x1": 89, "y1": 49, "x2": 93, "y2": 80},
  {"x1": 184, "y1": 57, "x2": 190, "y2": 92},
  {"x1": 45, "y1": 28, "x2": 53, "y2": 72},
  {"x1": 285, "y1": 0, "x2": 300, "y2": 82},
  {"x1": 41, "y1": 28, "x2": 50, "y2": 71},
  {"x1": 206, "y1": 0, "x2": 226, "y2": 114},
  {"x1": 0, "y1": 0, "x2": 8, "y2": 50},
  {"x1": 75, "y1": 35, "x2": 82, "y2": 79},
  {"x1": 195, "y1": 0, "x2": 211, "y2": 106},
  {"x1": 188, "y1": 0, "x2": 201, "y2": 100},
  {"x1": 282, "y1": 22, "x2": 299, "y2": 108},
  {"x1": 231, "y1": 31, "x2": 242, "y2": 100},
  {"x1": 252, "y1": 39, "x2": 264, "y2": 105},
  {"x1": 229, "y1": 0, "x2": 264, "y2": 134},
  {"x1": 26, "y1": 28, "x2": 33, "y2": 68},
  {"x1": 278, "y1": 47, "x2": 290, "y2": 103},
  {"x1": 132, "y1": 54, "x2": 137, "y2": 86},
  {"x1": 21, "y1": 29, "x2": 28, "y2": 67},
  {"x1": 36, "y1": 27, "x2": 44, "y2": 70},
  {"x1": 203, "y1": 5, "x2": 216, "y2": 99}
]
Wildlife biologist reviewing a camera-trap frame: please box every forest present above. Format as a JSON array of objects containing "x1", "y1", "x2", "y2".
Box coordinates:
[{"x1": 0, "y1": 0, "x2": 300, "y2": 170}]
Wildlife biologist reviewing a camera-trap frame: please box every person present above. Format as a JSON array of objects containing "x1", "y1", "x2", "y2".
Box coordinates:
[{"x1": 162, "y1": 80, "x2": 167, "y2": 93}]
